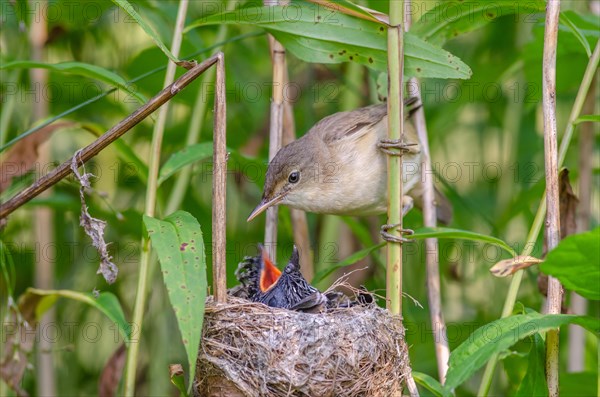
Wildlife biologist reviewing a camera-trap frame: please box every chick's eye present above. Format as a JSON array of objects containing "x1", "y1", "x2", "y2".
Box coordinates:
[{"x1": 288, "y1": 171, "x2": 300, "y2": 184}]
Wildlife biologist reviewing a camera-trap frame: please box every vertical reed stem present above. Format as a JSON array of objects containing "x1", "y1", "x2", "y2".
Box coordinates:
[
  {"x1": 264, "y1": 32, "x2": 286, "y2": 262},
  {"x1": 212, "y1": 53, "x2": 228, "y2": 303},
  {"x1": 386, "y1": 0, "x2": 405, "y2": 316},
  {"x1": 541, "y1": 3, "x2": 563, "y2": 395},
  {"x1": 404, "y1": 0, "x2": 449, "y2": 382}
]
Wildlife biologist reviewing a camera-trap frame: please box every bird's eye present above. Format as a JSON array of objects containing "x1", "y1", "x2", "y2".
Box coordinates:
[{"x1": 288, "y1": 171, "x2": 300, "y2": 184}]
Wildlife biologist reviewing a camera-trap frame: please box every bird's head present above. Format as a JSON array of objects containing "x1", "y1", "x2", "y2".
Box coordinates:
[
  {"x1": 283, "y1": 245, "x2": 301, "y2": 274},
  {"x1": 247, "y1": 139, "x2": 322, "y2": 222}
]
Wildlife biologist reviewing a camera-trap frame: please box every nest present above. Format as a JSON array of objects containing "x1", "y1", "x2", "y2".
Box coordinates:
[{"x1": 194, "y1": 296, "x2": 410, "y2": 397}]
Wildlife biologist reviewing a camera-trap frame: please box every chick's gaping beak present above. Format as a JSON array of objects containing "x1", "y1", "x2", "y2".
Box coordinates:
[
  {"x1": 259, "y1": 246, "x2": 282, "y2": 292},
  {"x1": 247, "y1": 192, "x2": 286, "y2": 222}
]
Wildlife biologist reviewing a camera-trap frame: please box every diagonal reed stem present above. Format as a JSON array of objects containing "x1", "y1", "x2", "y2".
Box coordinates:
[{"x1": 0, "y1": 56, "x2": 220, "y2": 220}]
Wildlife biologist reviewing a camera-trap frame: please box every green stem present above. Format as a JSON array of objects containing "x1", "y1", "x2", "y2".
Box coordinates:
[
  {"x1": 386, "y1": 1, "x2": 405, "y2": 315},
  {"x1": 477, "y1": 39, "x2": 600, "y2": 397},
  {"x1": 123, "y1": 2, "x2": 189, "y2": 395}
]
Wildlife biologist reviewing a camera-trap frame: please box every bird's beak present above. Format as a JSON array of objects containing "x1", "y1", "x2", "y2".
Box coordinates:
[
  {"x1": 259, "y1": 246, "x2": 282, "y2": 292},
  {"x1": 247, "y1": 193, "x2": 285, "y2": 222}
]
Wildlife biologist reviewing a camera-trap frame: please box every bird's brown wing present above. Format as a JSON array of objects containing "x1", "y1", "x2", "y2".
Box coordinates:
[
  {"x1": 315, "y1": 104, "x2": 388, "y2": 144},
  {"x1": 315, "y1": 103, "x2": 421, "y2": 151}
]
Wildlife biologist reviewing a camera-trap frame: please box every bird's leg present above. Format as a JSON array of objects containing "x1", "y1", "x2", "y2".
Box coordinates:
[
  {"x1": 377, "y1": 139, "x2": 419, "y2": 156},
  {"x1": 378, "y1": 125, "x2": 417, "y2": 242}
]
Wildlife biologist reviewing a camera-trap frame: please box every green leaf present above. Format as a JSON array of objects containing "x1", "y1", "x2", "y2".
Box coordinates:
[
  {"x1": 573, "y1": 114, "x2": 600, "y2": 124},
  {"x1": 557, "y1": 11, "x2": 600, "y2": 44},
  {"x1": 307, "y1": 0, "x2": 388, "y2": 24},
  {"x1": 26, "y1": 288, "x2": 131, "y2": 344},
  {"x1": 0, "y1": 60, "x2": 146, "y2": 104},
  {"x1": 560, "y1": 12, "x2": 592, "y2": 57},
  {"x1": 189, "y1": 2, "x2": 471, "y2": 79},
  {"x1": 412, "y1": 371, "x2": 452, "y2": 397},
  {"x1": 540, "y1": 228, "x2": 600, "y2": 300},
  {"x1": 158, "y1": 143, "x2": 213, "y2": 186},
  {"x1": 445, "y1": 312, "x2": 599, "y2": 390},
  {"x1": 408, "y1": 227, "x2": 517, "y2": 256},
  {"x1": 110, "y1": 0, "x2": 180, "y2": 63},
  {"x1": 144, "y1": 211, "x2": 207, "y2": 392},
  {"x1": 312, "y1": 242, "x2": 385, "y2": 284},
  {"x1": 156, "y1": 144, "x2": 266, "y2": 187},
  {"x1": 515, "y1": 333, "x2": 548, "y2": 397},
  {"x1": 411, "y1": 0, "x2": 546, "y2": 46}
]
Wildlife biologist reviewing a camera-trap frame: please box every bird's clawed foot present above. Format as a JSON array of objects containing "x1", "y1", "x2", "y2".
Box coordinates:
[
  {"x1": 377, "y1": 139, "x2": 419, "y2": 156},
  {"x1": 380, "y1": 224, "x2": 414, "y2": 243}
]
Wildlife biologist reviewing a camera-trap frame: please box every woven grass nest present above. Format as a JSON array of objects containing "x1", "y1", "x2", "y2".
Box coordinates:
[{"x1": 194, "y1": 294, "x2": 410, "y2": 397}]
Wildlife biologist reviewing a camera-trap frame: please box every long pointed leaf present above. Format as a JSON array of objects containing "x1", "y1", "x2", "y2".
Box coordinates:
[
  {"x1": 412, "y1": 371, "x2": 452, "y2": 397},
  {"x1": 307, "y1": 0, "x2": 389, "y2": 24},
  {"x1": 144, "y1": 211, "x2": 207, "y2": 390},
  {"x1": 560, "y1": 11, "x2": 592, "y2": 57},
  {"x1": 573, "y1": 114, "x2": 599, "y2": 124},
  {"x1": 412, "y1": 0, "x2": 546, "y2": 46},
  {"x1": 158, "y1": 143, "x2": 213, "y2": 186},
  {"x1": 26, "y1": 288, "x2": 131, "y2": 344},
  {"x1": 408, "y1": 227, "x2": 517, "y2": 256},
  {"x1": 1, "y1": 60, "x2": 146, "y2": 104},
  {"x1": 445, "y1": 312, "x2": 599, "y2": 390}
]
